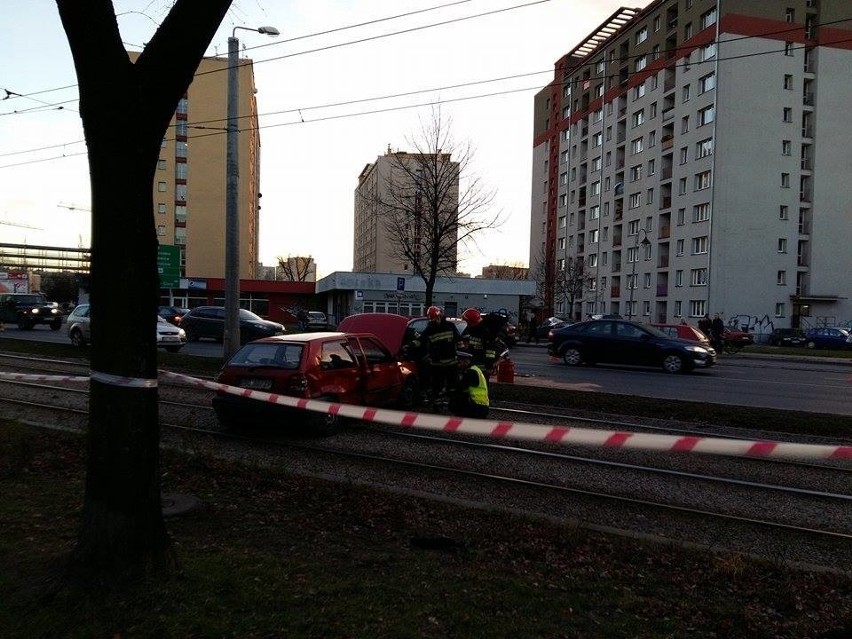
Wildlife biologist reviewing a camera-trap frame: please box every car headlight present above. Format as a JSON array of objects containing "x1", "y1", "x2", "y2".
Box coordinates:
[
  {"x1": 177, "y1": 328, "x2": 186, "y2": 337},
  {"x1": 684, "y1": 345, "x2": 709, "y2": 354},
  {"x1": 31, "y1": 309, "x2": 39, "y2": 314}
]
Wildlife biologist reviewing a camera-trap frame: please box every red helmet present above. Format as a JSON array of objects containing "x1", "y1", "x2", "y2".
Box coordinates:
[
  {"x1": 426, "y1": 305, "x2": 442, "y2": 320},
  {"x1": 462, "y1": 308, "x2": 482, "y2": 326}
]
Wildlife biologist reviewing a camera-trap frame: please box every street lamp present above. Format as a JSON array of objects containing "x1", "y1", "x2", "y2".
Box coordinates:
[
  {"x1": 627, "y1": 229, "x2": 652, "y2": 320},
  {"x1": 224, "y1": 25, "x2": 279, "y2": 360}
]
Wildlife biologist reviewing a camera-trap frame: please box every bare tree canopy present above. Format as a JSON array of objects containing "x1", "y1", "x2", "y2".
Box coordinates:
[
  {"x1": 56, "y1": 0, "x2": 232, "y2": 583},
  {"x1": 362, "y1": 108, "x2": 501, "y2": 305},
  {"x1": 531, "y1": 246, "x2": 587, "y2": 320},
  {"x1": 275, "y1": 255, "x2": 315, "y2": 281}
]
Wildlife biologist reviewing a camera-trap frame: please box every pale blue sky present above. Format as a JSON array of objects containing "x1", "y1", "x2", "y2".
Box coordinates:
[{"x1": 0, "y1": 0, "x2": 648, "y2": 277}]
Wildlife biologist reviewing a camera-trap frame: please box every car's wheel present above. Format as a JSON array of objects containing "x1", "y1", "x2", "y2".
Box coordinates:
[
  {"x1": 806, "y1": 340, "x2": 816, "y2": 349},
  {"x1": 50, "y1": 320, "x2": 62, "y2": 331},
  {"x1": 662, "y1": 353, "x2": 685, "y2": 373},
  {"x1": 310, "y1": 396, "x2": 343, "y2": 436},
  {"x1": 69, "y1": 328, "x2": 86, "y2": 348},
  {"x1": 562, "y1": 347, "x2": 583, "y2": 366},
  {"x1": 398, "y1": 376, "x2": 419, "y2": 410}
]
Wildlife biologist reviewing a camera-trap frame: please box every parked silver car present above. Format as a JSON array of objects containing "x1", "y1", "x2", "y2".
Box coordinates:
[{"x1": 66, "y1": 304, "x2": 187, "y2": 352}]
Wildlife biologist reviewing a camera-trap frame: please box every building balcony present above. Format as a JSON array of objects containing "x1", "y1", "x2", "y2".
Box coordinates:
[
  {"x1": 661, "y1": 135, "x2": 674, "y2": 150},
  {"x1": 661, "y1": 166, "x2": 673, "y2": 180},
  {"x1": 662, "y1": 108, "x2": 675, "y2": 122},
  {"x1": 803, "y1": 92, "x2": 814, "y2": 107}
]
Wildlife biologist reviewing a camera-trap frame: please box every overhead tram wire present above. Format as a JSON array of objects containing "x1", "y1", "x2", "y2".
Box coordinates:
[{"x1": 3, "y1": 17, "x2": 852, "y2": 167}]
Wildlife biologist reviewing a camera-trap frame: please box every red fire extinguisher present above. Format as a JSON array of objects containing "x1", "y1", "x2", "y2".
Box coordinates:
[{"x1": 495, "y1": 350, "x2": 514, "y2": 383}]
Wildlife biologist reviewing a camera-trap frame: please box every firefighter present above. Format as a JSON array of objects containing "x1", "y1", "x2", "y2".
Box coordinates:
[
  {"x1": 418, "y1": 305, "x2": 460, "y2": 406},
  {"x1": 461, "y1": 307, "x2": 503, "y2": 377}
]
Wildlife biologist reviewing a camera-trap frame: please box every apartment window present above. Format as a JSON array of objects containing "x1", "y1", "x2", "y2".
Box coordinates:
[
  {"x1": 157, "y1": 203, "x2": 166, "y2": 214},
  {"x1": 678, "y1": 177, "x2": 688, "y2": 195},
  {"x1": 628, "y1": 220, "x2": 640, "y2": 235},
  {"x1": 558, "y1": 238, "x2": 566, "y2": 250},
  {"x1": 604, "y1": 177, "x2": 611, "y2": 191},
  {"x1": 782, "y1": 140, "x2": 792, "y2": 156},
  {"x1": 175, "y1": 121, "x2": 188, "y2": 136},
  {"x1": 698, "y1": 72, "x2": 715, "y2": 94},
  {"x1": 595, "y1": 83, "x2": 604, "y2": 98},
  {"x1": 627, "y1": 246, "x2": 639, "y2": 263},
  {"x1": 633, "y1": 83, "x2": 647, "y2": 100},
  {"x1": 632, "y1": 109, "x2": 645, "y2": 127},
  {"x1": 675, "y1": 270, "x2": 684, "y2": 286},
  {"x1": 777, "y1": 270, "x2": 786, "y2": 285},
  {"x1": 781, "y1": 173, "x2": 791, "y2": 188},
  {"x1": 558, "y1": 258, "x2": 566, "y2": 270},
  {"x1": 780, "y1": 205, "x2": 789, "y2": 220},
  {"x1": 644, "y1": 273, "x2": 652, "y2": 289},
  {"x1": 775, "y1": 303, "x2": 786, "y2": 318},
  {"x1": 785, "y1": 8, "x2": 795, "y2": 22},
  {"x1": 636, "y1": 55, "x2": 647, "y2": 72},
  {"x1": 652, "y1": 44, "x2": 661, "y2": 60},
  {"x1": 630, "y1": 164, "x2": 643, "y2": 182},
  {"x1": 648, "y1": 159, "x2": 656, "y2": 175},
  {"x1": 592, "y1": 132, "x2": 603, "y2": 147},
  {"x1": 694, "y1": 170, "x2": 712, "y2": 191},
  {"x1": 648, "y1": 130, "x2": 657, "y2": 147},
  {"x1": 590, "y1": 205, "x2": 600, "y2": 220},
  {"x1": 699, "y1": 44, "x2": 716, "y2": 62},
  {"x1": 676, "y1": 239, "x2": 685, "y2": 255},
  {"x1": 783, "y1": 74, "x2": 793, "y2": 90},
  {"x1": 174, "y1": 205, "x2": 187, "y2": 223},
  {"x1": 679, "y1": 146, "x2": 689, "y2": 165},
  {"x1": 654, "y1": 15, "x2": 661, "y2": 31},
  {"x1": 690, "y1": 300, "x2": 706, "y2": 318},
  {"x1": 690, "y1": 268, "x2": 708, "y2": 286},
  {"x1": 591, "y1": 156, "x2": 602, "y2": 171},
  {"x1": 697, "y1": 105, "x2": 714, "y2": 126},
  {"x1": 778, "y1": 238, "x2": 788, "y2": 253},
  {"x1": 606, "y1": 151, "x2": 612, "y2": 167},
  {"x1": 681, "y1": 116, "x2": 690, "y2": 133},
  {"x1": 650, "y1": 102, "x2": 657, "y2": 119},
  {"x1": 700, "y1": 8, "x2": 717, "y2": 29},
  {"x1": 560, "y1": 171, "x2": 568, "y2": 185},
  {"x1": 691, "y1": 236, "x2": 708, "y2": 254},
  {"x1": 570, "y1": 167, "x2": 576, "y2": 182},
  {"x1": 677, "y1": 208, "x2": 685, "y2": 225},
  {"x1": 561, "y1": 150, "x2": 569, "y2": 164},
  {"x1": 590, "y1": 181, "x2": 601, "y2": 196},
  {"x1": 693, "y1": 203, "x2": 710, "y2": 222},
  {"x1": 157, "y1": 159, "x2": 167, "y2": 171},
  {"x1": 636, "y1": 26, "x2": 648, "y2": 44},
  {"x1": 630, "y1": 137, "x2": 644, "y2": 154},
  {"x1": 589, "y1": 229, "x2": 599, "y2": 243},
  {"x1": 784, "y1": 42, "x2": 794, "y2": 56},
  {"x1": 592, "y1": 108, "x2": 603, "y2": 123},
  {"x1": 645, "y1": 216, "x2": 653, "y2": 232},
  {"x1": 674, "y1": 301, "x2": 682, "y2": 317},
  {"x1": 682, "y1": 84, "x2": 691, "y2": 103},
  {"x1": 596, "y1": 59, "x2": 606, "y2": 73},
  {"x1": 175, "y1": 184, "x2": 187, "y2": 202},
  {"x1": 175, "y1": 163, "x2": 187, "y2": 180},
  {"x1": 646, "y1": 188, "x2": 654, "y2": 204},
  {"x1": 559, "y1": 193, "x2": 567, "y2": 207},
  {"x1": 684, "y1": 22, "x2": 693, "y2": 40},
  {"x1": 629, "y1": 192, "x2": 642, "y2": 209},
  {"x1": 157, "y1": 225, "x2": 166, "y2": 237},
  {"x1": 157, "y1": 181, "x2": 167, "y2": 192},
  {"x1": 696, "y1": 138, "x2": 713, "y2": 158},
  {"x1": 783, "y1": 107, "x2": 793, "y2": 123}
]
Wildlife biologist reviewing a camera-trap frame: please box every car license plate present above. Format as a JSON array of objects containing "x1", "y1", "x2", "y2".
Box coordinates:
[
  {"x1": 161, "y1": 335, "x2": 179, "y2": 342},
  {"x1": 240, "y1": 378, "x2": 272, "y2": 390}
]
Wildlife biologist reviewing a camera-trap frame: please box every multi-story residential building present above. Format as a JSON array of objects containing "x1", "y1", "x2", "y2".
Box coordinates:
[
  {"x1": 134, "y1": 53, "x2": 262, "y2": 280},
  {"x1": 354, "y1": 149, "x2": 459, "y2": 274},
  {"x1": 530, "y1": 1, "x2": 852, "y2": 329}
]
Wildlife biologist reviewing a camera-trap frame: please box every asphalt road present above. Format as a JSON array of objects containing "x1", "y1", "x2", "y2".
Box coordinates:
[{"x1": 3, "y1": 326, "x2": 851, "y2": 416}]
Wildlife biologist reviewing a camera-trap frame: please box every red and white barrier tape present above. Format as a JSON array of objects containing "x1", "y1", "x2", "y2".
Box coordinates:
[
  {"x1": 0, "y1": 371, "x2": 89, "y2": 384},
  {"x1": 159, "y1": 370, "x2": 852, "y2": 461}
]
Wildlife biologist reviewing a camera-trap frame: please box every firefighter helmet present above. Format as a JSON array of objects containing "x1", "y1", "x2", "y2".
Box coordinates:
[
  {"x1": 461, "y1": 308, "x2": 482, "y2": 326},
  {"x1": 426, "y1": 305, "x2": 443, "y2": 320}
]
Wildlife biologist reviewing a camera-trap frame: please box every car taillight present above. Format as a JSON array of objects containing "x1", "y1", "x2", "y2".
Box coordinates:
[{"x1": 288, "y1": 374, "x2": 308, "y2": 394}]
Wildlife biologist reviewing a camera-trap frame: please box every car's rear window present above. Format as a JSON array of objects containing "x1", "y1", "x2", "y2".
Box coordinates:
[{"x1": 228, "y1": 343, "x2": 303, "y2": 369}]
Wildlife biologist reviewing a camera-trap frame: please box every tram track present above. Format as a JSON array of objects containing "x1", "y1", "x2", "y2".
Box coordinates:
[{"x1": 2, "y1": 351, "x2": 851, "y2": 570}]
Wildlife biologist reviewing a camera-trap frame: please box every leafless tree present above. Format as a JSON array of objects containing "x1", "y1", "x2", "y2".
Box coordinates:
[
  {"x1": 275, "y1": 255, "x2": 315, "y2": 281},
  {"x1": 364, "y1": 108, "x2": 500, "y2": 306},
  {"x1": 530, "y1": 247, "x2": 587, "y2": 320},
  {"x1": 56, "y1": 0, "x2": 231, "y2": 582}
]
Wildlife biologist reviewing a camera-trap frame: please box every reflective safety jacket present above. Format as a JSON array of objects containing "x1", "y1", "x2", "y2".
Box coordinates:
[
  {"x1": 459, "y1": 364, "x2": 489, "y2": 407},
  {"x1": 419, "y1": 319, "x2": 459, "y2": 366}
]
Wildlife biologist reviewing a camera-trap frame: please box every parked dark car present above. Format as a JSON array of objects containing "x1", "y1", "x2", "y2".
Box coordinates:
[
  {"x1": 538, "y1": 316, "x2": 569, "y2": 340},
  {"x1": 158, "y1": 305, "x2": 189, "y2": 326},
  {"x1": 768, "y1": 328, "x2": 806, "y2": 347},
  {"x1": 804, "y1": 327, "x2": 852, "y2": 350},
  {"x1": 547, "y1": 319, "x2": 716, "y2": 373},
  {"x1": 0, "y1": 292, "x2": 63, "y2": 330},
  {"x1": 213, "y1": 331, "x2": 418, "y2": 434},
  {"x1": 180, "y1": 306, "x2": 285, "y2": 343}
]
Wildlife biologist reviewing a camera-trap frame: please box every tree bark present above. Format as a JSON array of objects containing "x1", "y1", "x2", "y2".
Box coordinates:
[{"x1": 55, "y1": 0, "x2": 232, "y2": 582}]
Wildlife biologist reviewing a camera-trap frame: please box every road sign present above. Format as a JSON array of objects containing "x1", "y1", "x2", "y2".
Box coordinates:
[{"x1": 158, "y1": 244, "x2": 181, "y2": 288}]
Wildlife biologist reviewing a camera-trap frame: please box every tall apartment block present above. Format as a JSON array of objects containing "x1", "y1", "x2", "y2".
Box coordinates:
[
  {"x1": 134, "y1": 53, "x2": 262, "y2": 280},
  {"x1": 354, "y1": 150, "x2": 459, "y2": 274},
  {"x1": 530, "y1": 1, "x2": 852, "y2": 328}
]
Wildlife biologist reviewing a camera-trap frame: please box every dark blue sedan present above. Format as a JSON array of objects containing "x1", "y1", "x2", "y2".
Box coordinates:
[{"x1": 804, "y1": 327, "x2": 852, "y2": 350}]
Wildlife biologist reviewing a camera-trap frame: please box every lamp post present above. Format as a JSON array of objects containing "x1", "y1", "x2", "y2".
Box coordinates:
[
  {"x1": 627, "y1": 228, "x2": 652, "y2": 320},
  {"x1": 224, "y1": 25, "x2": 279, "y2": 360}
]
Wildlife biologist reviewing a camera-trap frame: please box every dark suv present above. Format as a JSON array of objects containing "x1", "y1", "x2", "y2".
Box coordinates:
[
  {"x1": 180, "y1": 306, "x2": 285, "y2": 343},
  {"x1": 0, "y1": 293, "x2": 64, "y2": 330}
]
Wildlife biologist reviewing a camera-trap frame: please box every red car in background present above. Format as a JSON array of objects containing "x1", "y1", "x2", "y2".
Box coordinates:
[
  {"x1": 213, "y1": 331, "x2": 418, "y2": 434},
  {"x1": 650, "y1": 323, "x2": 714, "y2": 348}
]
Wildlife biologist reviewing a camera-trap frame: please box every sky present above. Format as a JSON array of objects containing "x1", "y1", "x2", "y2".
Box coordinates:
[{"x1": 0, "y1": 0, "x2": 651, "y2": 279}]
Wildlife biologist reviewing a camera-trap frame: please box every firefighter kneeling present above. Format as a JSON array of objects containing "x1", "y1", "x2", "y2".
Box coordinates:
[{"x1": 448, "y1": 351, "x2": 490, "y2": 419}]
